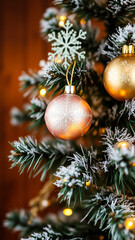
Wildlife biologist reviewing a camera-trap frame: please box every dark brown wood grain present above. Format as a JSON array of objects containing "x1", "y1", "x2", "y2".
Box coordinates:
[{"x1": 0, "y1": 0, "x2": 50, "y2": 239}]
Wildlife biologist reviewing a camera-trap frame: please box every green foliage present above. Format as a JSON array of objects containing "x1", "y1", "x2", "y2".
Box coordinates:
[
  {"x1": 10, "y1": 99, "x2": 47, "y2": 131},
  {"x1": 28, "y1": 98, "x2": 47, "y2": 131},
  {"x1": 9, "y1": 137, "x2": 75, "y2": 181},
  {"x1": 55, "y1": 148, "x2": 100, "y2": 205},
  {"x1": 4, "y1": 210, "x2": 45, "y2": 237},
  {"x1": 102, "y1": 147, "x2": 135, "y2": 195},
  {"x1": 83, "y1": 191, "x2": 134, "y2": 240},
  {"x1": 41, "y1": 61, "x2": 88, "y2": 97},
  {"x1": 19, "y1": 72, "x2": 44, "y2": 94},
  {"x1": 55, "y1": 0, "x2": 135, "y2": 27},
  {"x1": 10, "y1": 107, "x2": 31, "y2": 126}
]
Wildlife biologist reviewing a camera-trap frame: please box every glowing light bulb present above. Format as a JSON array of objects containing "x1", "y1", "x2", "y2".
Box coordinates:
[
  {"x1": 59, "y1": 20, "x2": 65, "y2": 27},
  {"x1": 125, "y1": 218, "x2": 135, "y2": 230},
  {"x1": 86, "y1": 180, "x2": 91, "y2": 187},
  {"x1": 80, "y1": 18, "x2": 86, "y2": 25},
  {"x1": 59, "y1": 15, "x2": 67, "y2": 21},
  {"x1": 55, "y1": 56, "x2": 62, "y2": 63},
  {"x1": 93, "y1": 130, "x2": 97, "y2": 136},
  {"x1": 132, "y1": 162, "x2": 135, "y2": 167},
  {"x1": 114, "y1": 141, "x2": 132, "y2": 150},
  {"x1": 63, "y1": 208, "x2": 73, "y2": 216},
  {"x1": 99, "y1": 128, "x2": 106, "y2": 134},
  {"x1": 99, "y1": 236, "x2": 104, "y2": 240},
  {"x1": 42, "y1": 199, "x2": 49, "y2": 207},
  {"x1": 39, "y1": 88, "x2": 47, "y2": 97},
  {"x1": 58, "y1": 15, "x2": 66, "y2": 27}
]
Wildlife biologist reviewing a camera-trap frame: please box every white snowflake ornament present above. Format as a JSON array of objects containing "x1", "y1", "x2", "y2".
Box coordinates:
[{"x1": 48, "y1": 20, "x2": 86, "y2": 68}]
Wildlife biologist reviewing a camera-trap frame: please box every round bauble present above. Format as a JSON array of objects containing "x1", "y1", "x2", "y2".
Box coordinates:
[
  {"x1": 114, "y1": 141, "x2": 133, "y2": 150},
  {"x1": 103, "y1": 45, "x2": 135, "y2": 101},
  {"x1": 45, "y1": 86, "x2": 92, "y2": 141}
]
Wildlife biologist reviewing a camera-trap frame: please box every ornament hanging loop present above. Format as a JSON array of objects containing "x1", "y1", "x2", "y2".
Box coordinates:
[{"x1": 66, "y1": 60, "x2": 77, "y2": 86}]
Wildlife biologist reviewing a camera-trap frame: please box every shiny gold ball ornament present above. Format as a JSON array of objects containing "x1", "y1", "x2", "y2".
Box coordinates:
[
  {"x1": 45, "y1": 85, "x2": 92, "y2": 141},
  {"x1": 114, "y1": 141, "x2": 133, "y2": 150},
  {"x1": 125, "y1": 217, "x2": 135, "y2": 230},
  {"x1": 103, "y1": 44, "x2": 135, "y2": 101}
]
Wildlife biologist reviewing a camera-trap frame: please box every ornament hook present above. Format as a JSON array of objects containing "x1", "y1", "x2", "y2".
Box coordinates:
[{"x1": 66, "y1": 60, "x2": 77, "y2": 86}]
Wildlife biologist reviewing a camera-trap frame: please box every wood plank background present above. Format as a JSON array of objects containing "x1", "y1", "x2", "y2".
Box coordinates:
[{"x1": 0, "y1": 0, "x2": 50, "y2": 239}]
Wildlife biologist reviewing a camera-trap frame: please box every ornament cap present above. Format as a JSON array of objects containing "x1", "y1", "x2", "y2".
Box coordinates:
[
  {"x1": 122, "y1": 45, "x2": 129, "y2": 54},
  {"x1": 64, "y1": 85, "x2": 76, "y2": 94},
  {"x1": 129, "y1": 44, "x2": 134, "y2": 54}
]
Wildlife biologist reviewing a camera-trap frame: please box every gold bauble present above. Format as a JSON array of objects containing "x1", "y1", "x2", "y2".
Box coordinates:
[
  {"x1": 125, "y1": 217, "x2": 135, "y2": 230},
  {"x1": 103, "y1": 45, "x2": 135, "y2": 101},
  {"x1": 114, "y1": 141, "x2": 133, "y2": 150}
]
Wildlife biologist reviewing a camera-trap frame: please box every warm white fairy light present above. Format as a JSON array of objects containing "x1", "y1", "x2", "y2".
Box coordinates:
[
  {"x1": 63, "y1": 208, "x2": 73, "y2": 216},
  {"x1": 58, "y1": 15, "x2": 67, "y2": 27},
  {"x1": 39, "y1": 88, "x2": 47, "y2": 97}
]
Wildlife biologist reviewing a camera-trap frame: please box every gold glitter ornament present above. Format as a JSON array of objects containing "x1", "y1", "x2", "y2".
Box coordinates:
[
  {"x1": 103, "y1": 44, "x2": 135, "y2": 101},
  {"x1": 114, "y1": 141, "x2": 133, "y2": 150}
]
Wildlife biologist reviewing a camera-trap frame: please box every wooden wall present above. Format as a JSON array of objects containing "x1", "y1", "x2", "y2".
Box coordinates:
[{"x1": 0, "y1": 0, "x2": 50, "y2": 239}]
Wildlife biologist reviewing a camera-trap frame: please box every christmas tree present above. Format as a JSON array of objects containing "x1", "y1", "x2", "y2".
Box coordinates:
[{"x1": 4, "y1": 0, "x2": 135, "y2": 239}]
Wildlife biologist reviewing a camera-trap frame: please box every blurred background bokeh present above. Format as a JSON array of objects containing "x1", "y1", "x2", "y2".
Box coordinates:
[{"x1": 0, "y1": 0, "x2": 50, "y2": 239}]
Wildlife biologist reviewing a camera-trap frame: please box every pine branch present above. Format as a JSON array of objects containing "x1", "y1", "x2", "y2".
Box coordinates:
[
  {"x1": 82, "y1": 191, "x2": 135, "y2": 240},
  {"x1": 21, "y1": 225, "x2": 63, "y2": 240},
  {"x1": 19, "y1": 71, "x2": 44, "y2": 96},
  {"x1": 21, "y1": 222, "x2": 107, "y2": 240},
  {"x1": 28, "y1": 98, "x2": 46, "y2": 130},
  {"x1": 40, "y1": 7, "x2": 61, "y2": 36},
  {"x1": 4, "y1": 210, "x2": 45, "y2": 237},
  {"x1": 102, "y1": 128, "x2": 135, "y2": 194},
  {"x1": 41, "y1": 61, "x2": 88, "y2": 97},
  {"x1": 10, "y1": 99, "x2": 47, "y2": 131},
  {"x1": 4, "y1": 210, "x2": 102, "y2": 240},
  {"x1": 54, "y1": 147, "x2": 101, "y2": 205},
  {"x1": 9, "y1": 137, "x2": 75, "y2": 181},
  {"x1": 55, "y1": 0, "x2": 135, "y2": 26},
  {"x1": 18, "y1": 61, "x2": 90, "y2": 98},
  {"x1": 102, "y1": 24, "x2": 135, "y2": 60},
  {"x1": 10, "y1": 107, "x2": 31, "y2": 126}
]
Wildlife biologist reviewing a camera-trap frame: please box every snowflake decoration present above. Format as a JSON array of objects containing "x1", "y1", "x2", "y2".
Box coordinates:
[{"x1": 48, "y1": 20, "x2": 86, "y2": 68}]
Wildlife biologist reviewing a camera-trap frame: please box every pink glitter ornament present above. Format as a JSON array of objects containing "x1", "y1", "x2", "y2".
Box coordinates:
[{"x1": 45, "y1": 86, "x2": 92, "y2": 141}]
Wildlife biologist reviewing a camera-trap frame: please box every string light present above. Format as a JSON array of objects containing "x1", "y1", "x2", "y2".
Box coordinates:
[
  {"x1": 80, "y1": 18, "x2": 86, "y2": 25},
  {"x1": 58, "y1": 15, "x2": 67, "y2": 27},
  {"x1": 99, "y1": 236, "x2": 104, "y2": 240},
  {"x1": 55, "y1": 56, "x2": 62, "y2": 64},
  {"x1": 42, "y1": 199, "x2": 50, "y2": 207},
  {"x1": 59, "y1": 15, "x2": 67, "y2": 21},
  {"x1": 125, "y1": 218, "x2": 135, "y2": 230},
  {"x1": 99, "y1": 128, "x2": 106, "y2": 134},
  {"x1": 114, "y1": 141, "x2": 132, "y2": 150},
  {"x1": 39, "y1": 88, "x2": 47, "y2": 97},
  {"x1": 86, "y1": 180, "x2": 91, "y2": 187},
  {"x1": 63, "y1": 208, "x2": 73, "y2": 216},
  {"x1": 93, "y1": 130, "x2": 97, "y2": 136}
]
